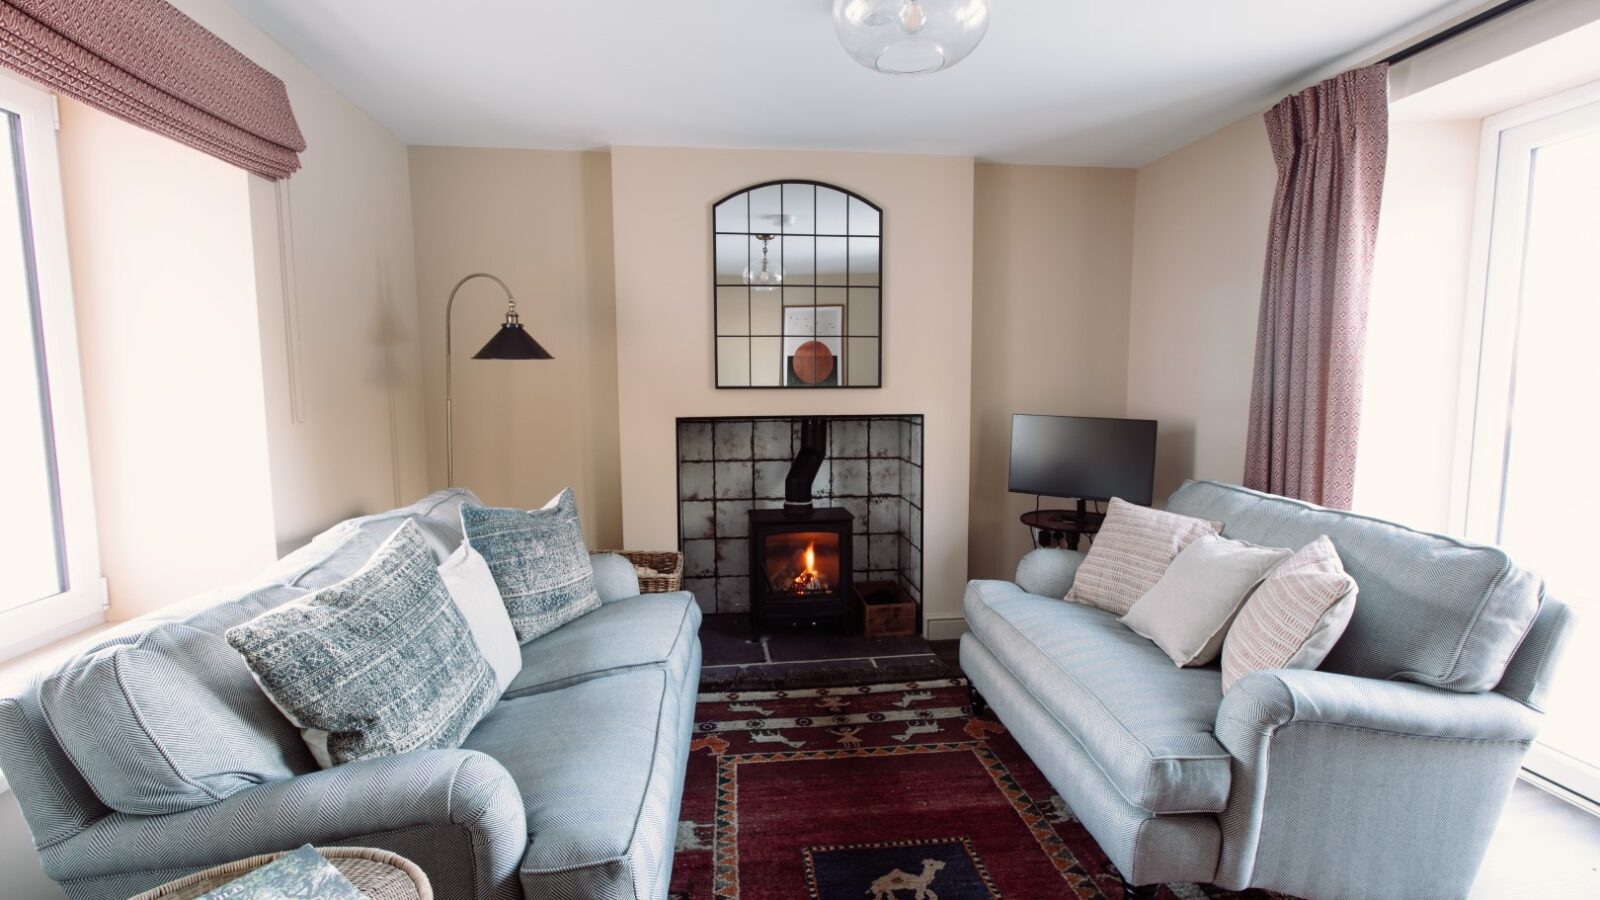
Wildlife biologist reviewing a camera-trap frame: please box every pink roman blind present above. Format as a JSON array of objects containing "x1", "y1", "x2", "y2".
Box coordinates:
[{"x1": 0, "y1": 0, "x2": 305, "y2": 179}]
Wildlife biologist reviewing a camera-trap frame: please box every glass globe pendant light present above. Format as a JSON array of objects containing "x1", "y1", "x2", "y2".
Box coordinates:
[
  {"x1": 833, "y1": 0, "x2": 989, "y2": 75},
  {"x1": 745, "y1": 234, "x2": 783, "y2": 290}
]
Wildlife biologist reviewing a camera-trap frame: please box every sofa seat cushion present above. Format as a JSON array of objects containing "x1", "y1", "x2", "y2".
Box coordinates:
[
  {"x1": 964, "y1": 580, "x2": 1232, "y2": 814},
  {"x1": 504, "y1": 592, "x2": 701, "y2": 700},
  {"x1": 463, "y1": 668, "x2": 686, "y2": 900}
]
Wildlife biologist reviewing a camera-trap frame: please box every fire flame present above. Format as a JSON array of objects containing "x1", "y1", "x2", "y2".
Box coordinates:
[{"x1": 790, "y1": 542, "x2": 827, "y2": 593}]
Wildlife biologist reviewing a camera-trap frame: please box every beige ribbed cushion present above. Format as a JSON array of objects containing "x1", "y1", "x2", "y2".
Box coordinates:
[
  {"x1": 1221, "y1": 535, "x2": 1358, "y2": 692},
  {"x1": 1066, "y1": 498, "x2": 1222, "y2": 615}
]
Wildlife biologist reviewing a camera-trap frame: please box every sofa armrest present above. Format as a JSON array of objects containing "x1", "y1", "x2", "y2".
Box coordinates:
[
  {"x1": 1014, "y1": 548, "x2": 1087, "y2": 598},
  {"x1": 1216, "y1": 668, "x2": 1541, "y2": 746},
  {"x1": 590, "y1": 552, "x2": 642, "y2": 604},
  {"x1": 38, "y1": 749, "x2": 526, "y2": 897},
  {"x1": 1211, "y1": 669, "x2": 1540, "y2": 897}
]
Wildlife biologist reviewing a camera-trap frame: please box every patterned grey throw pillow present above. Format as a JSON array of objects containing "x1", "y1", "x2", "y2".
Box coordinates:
[
  {"x1": 226, "y1": 519, "x2": 499, "y2": 767},
  {"x1": 462, "y1": 488, "x2": 601, "y2": 643}
]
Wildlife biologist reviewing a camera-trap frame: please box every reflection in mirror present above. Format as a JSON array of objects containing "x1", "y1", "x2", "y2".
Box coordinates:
[{"x1": 713, "y1": 180, "x2": 881, "y2": 388}]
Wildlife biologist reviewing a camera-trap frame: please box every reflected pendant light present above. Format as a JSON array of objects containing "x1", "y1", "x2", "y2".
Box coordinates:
[
  {"x1": 746, "y1": 233, "x2": 783, "y2": 290},
  {"x1": 833, "y1": 0, "x2": 989, "y2": 75}
]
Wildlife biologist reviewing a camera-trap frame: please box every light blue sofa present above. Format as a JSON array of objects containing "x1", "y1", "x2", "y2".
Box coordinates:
[
  {"x1": 0, "y1": 489, "x2": 702, "y2": 900},
  {"x1": 962, "y1": 480, "x2": 1574, "y2": 900}
]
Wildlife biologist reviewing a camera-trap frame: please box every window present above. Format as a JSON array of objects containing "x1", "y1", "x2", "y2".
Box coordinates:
[
  {"x1": 1457, "y1": 82, "x2": 1600, "y2": 804},
  {"x1": 0, "y1": 71, "x2": 102, "y2": 660}
]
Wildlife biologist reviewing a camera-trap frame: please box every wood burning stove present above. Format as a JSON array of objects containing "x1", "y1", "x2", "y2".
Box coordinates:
[
  {"x1": 747, "y1": 508, "x2": 853, "y2": 636},
  {"x1": 747, "y1": 417, "x2": 853, "y2": 636}
]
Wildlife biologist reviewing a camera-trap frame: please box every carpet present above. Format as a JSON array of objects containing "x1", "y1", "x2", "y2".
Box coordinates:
[{"x1": 669, "y1": 679, "x2": 1282, "y2": 900}]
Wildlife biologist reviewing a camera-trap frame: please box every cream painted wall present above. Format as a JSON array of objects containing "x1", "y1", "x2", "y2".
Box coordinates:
[
  {"x1": 610, "y1": 147, "x2": 974, "y2": 635},
  {"x1": 969, "y1": 164, "x2": 1136, "y2": 581},
  {"x1": 2, "y1": 6, "x2": 430, "y2": 893},
  {"x1": 1351, "y1": 119, "x2": 1482, "y2": 532},
  {"x1": 408, "y1": 147, "x2": 622, "y2": 547},
  {"x1": 171, "y1": 0, "x2": 430, "y2": 556},
  {"x1": 56, "y1": 99, "x2": 278, "y2": 621},
  {"x1": 1126, "y1": 116, "x2": 1276, "y2": 503}
]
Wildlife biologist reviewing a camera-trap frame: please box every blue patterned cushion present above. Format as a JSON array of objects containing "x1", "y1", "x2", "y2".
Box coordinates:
[
  {"x1": 38, "y1": 623, "x2": 313, "y2": 815},
  {"x1": 226, "y1": 520, "x2": 499, "y2": 767},
  {"x1": 198, "y1": 845, "x2": 364, "y2": 899},
  {"x1": 461, "y1": 488, "x2": 601, "y2": 643}
]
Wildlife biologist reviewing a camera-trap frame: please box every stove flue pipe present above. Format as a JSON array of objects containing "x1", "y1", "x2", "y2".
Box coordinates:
[{"x1": 785, "y1": 418, "x2": 828, "y2": 512}]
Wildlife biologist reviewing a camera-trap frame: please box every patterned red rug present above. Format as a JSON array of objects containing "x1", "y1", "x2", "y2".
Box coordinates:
[{"x1": 669, "y1": 679, "x2": 1279, "y2": 900}]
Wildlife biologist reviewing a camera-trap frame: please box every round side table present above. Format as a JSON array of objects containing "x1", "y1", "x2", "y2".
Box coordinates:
[
  {"x1": 130, "y1": 847, "x2": 431, "y2": 900},
  {"x1": 1021, "y1": 507, "x2": 1106, "y2": 551}
]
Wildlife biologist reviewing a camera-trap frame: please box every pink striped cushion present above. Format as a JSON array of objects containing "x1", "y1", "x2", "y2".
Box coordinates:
[
  {"x1": 1221, "y1": 536, "x2": 1359, "y2": 692},
  {"x1": 1066, "y1": 498, "x2": 1221, "y2": 616}
]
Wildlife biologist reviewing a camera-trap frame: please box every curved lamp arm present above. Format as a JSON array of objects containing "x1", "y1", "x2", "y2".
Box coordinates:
[{"x1": 445, "y1": 273, "x2": 516, "y2": 486}]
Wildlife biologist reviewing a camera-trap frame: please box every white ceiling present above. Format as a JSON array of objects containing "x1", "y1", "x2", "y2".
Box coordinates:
[
  {"x1": 1395, "y1": 17, "x2": 1600, "y2": 122},
  {"x1": 227, "y1": 0, "x2": 1485, "y2": 167}
]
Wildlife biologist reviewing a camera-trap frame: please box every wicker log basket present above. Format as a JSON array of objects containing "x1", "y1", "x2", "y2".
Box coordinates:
[
  {"x1": 129, "y1": 847, "x2": 431, "y2": 900},
  {"x1": 603, "y1": 549, "x2": 683, "y2": 593}
]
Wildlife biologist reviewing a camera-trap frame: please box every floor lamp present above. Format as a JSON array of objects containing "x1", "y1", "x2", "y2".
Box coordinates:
[{"x1": 446, "y1": 272, "x2": 552, "y2": 486}]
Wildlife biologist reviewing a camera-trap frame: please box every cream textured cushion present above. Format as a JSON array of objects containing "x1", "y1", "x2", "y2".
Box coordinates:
[
  {"x1": 1221, "y1": 535, "x2": 1359, "y2": 691},
  {"x1": 1120, "y1": 534, "x2": 1292, "y2": 667},
  {"x1": 1066, "y1": 498, "x2": 1222, "y2": 615},
  {"x1": 438, "y1": 542, "x2": 522, "y2": 692}
]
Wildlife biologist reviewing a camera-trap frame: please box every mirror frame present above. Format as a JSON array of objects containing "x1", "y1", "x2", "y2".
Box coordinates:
[{"x1": 710, "y1": 179, "x2": 884, "y2": 389}]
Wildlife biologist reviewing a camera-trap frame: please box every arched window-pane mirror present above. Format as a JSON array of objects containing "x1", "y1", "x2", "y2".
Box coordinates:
[{"x1": 713, "y1": 180, "x2": 882, "y2": 388}]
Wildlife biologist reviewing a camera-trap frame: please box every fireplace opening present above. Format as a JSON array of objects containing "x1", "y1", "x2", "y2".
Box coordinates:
[
  {"x1": 675, "y1": 415, "x2": 922, "y2": 625},
  {"x1": 764, "y1": 531, "x2": 843, "y2": 597}
]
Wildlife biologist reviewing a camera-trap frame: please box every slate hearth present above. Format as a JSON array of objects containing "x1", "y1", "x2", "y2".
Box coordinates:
[{"x1": 676, "y1": 415, "x2": 924, "y2": 616}]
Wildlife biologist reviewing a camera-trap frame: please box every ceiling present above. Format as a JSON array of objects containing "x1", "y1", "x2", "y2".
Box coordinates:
[
  {"x1": 226, "y1": 0, "x2": 1484, "y2": 167},
  {"x1": 1395, "y1": 16, "x2": 1600, "y2": 122}
]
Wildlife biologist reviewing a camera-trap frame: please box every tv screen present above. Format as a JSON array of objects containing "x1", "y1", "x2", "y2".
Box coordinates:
[{"x1": 1008, "y1": 415, "x2": 1158, "y2": 506}]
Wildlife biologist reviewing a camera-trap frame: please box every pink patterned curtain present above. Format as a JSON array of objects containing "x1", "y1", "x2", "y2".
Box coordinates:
[
  {"x1": 0, "y1": 0, "x2": 304, "y2": 179},
  {"x1": 1243, "y1": 63, "x2": 1388, "y2": 509}
]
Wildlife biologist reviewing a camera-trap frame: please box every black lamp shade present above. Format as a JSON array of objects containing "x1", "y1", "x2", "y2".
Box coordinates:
[{"x1": 473, "y1": 321, "x2": 553, "y2": 360}]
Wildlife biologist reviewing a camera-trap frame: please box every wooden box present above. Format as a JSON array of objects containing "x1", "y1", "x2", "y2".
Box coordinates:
[{"x1": 854, "y1": 580, "x2": 918, "y2": 637}]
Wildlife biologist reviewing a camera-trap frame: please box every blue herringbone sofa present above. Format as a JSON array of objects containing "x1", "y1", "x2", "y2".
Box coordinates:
[
  {"x1": 0, "y1": 489, "x2": 701, "y2": 900},
  {"x1": 962, "y1": 480, "x2": 1574, "y2": 900}
]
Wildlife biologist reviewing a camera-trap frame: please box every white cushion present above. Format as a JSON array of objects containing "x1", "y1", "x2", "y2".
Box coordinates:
[
  {"x1": 1120, "y1": 534, "x2": 1292, "y2": 667},
  {"x1": 1221, "y1": 535, "x2": 1359, "y2": 692},
  {"x1": 439, "y1": 542, "x2": 522, "y2": 692},
  {"x1": 1066, "y1": 498, "x2": 1222, "y2": 615}
]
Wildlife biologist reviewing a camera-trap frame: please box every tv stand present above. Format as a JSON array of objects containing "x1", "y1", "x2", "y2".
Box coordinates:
[{"x1": 1021, "y1": 499, "x2": 1105, "y2": 552}]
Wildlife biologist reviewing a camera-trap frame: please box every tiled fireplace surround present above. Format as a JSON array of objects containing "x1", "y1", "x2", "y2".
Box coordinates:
[{"x1": 676, "y1": 415, "x2": 924, "y2": 617}]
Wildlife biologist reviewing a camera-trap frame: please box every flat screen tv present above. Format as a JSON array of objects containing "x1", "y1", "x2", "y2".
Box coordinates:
[{"x1": 1008, "y1": 415, "x2": 1158, "y2": 506}]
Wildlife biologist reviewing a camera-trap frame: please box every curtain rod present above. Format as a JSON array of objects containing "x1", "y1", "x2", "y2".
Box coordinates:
[{"x1": 1383, "y1": 0, "x2": 1542, "y2": 65}]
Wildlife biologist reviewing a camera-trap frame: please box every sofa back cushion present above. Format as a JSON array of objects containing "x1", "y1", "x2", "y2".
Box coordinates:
[
  {"x1": 1165, "y1": 480, "x2": 1542, "y2": 693},
  {"x1": 0, "y1": 489, "x2": 481, "y2": 842},
  {"x1": 38, "y1": 621, "x2": 316, "y2": 815}
]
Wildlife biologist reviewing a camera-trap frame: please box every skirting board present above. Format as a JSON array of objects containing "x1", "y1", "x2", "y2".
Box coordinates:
[{"x1": 925, "y1": 615, "x2": 969, "y2": 641}]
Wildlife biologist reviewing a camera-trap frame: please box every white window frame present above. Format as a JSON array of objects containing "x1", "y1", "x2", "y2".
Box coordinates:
[
  {"x1": 0, "y1": 71, "x2": 104, "y2": 662},
  {"x1": 1452, "y1": 79, "x2": 1600, "y2": 804}
]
